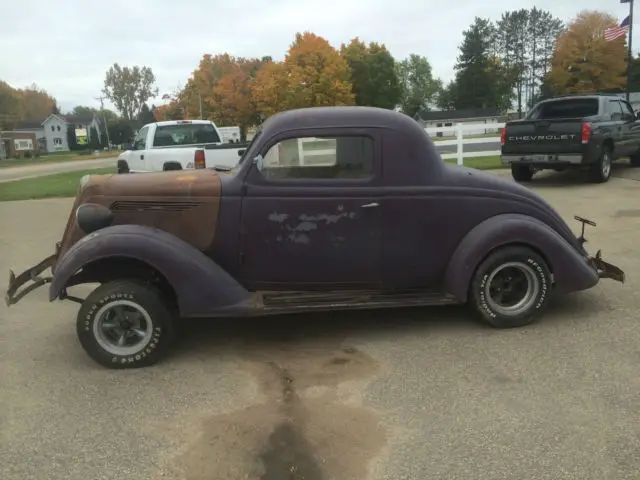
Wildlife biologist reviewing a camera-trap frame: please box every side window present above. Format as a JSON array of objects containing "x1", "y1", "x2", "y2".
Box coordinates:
[
  {"x1": 608, "y1": 100, "x2": 623, "y2": 120},
  {"x1": 259, "y1": 136, "x2": 374, "y2": 180},
  {"x1": 620, "y1": 100, "x2": 635, "y2": 119},
  {"x1": 133, "y1": 127, "x2": 149, "y2": 150}
]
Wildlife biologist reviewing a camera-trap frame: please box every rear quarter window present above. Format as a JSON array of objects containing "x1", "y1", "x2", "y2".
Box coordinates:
[
  {"x1": 153, "y1": 123, "x2": 221, "y2": 147},
  {"x1": 527, "y1": 99, "x2": 599, "y2": 119}
]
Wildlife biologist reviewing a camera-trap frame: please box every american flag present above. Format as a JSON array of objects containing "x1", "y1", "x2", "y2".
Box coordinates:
[{"x1": 604, "y1": 16, "x2": 630, "y2": 41}]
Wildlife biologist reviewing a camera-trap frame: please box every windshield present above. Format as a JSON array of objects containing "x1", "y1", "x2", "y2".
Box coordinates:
[
  {"x1": 237, "y1": 129, "x2": 261, "y2": 165},
  {"x1": 152, "y1": 122, "x2": 221, "y2": 147}
]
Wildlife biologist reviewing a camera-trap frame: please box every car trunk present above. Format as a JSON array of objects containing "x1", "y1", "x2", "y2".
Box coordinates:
[{"x1": 502, "y1": 97, "x2": 598, "y2": 155}]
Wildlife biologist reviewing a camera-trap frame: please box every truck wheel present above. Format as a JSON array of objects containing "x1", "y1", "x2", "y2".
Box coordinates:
[
  {"x1": 589, "y1": 146, "x2": 612, "y2": 183},
  {"x1": 116, "y1": 160, "x2": 129, "y2": 174},
  {"x1": 76, "y1": 279, "x2": 175, "y2": 369},
  {"x1": 469, "y1": 246, "x2": 552, "y2": 329},
  {"x1": 511, "y1": 164, "x2": 534, "y2": 182},
  {"x1": 630, "y1": 152, "x2": 640, "y2": 167}
]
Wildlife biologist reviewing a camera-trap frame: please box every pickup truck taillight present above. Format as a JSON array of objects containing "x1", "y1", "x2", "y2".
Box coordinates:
[
  {"x1": 581, "y1": 122, "x2": 591, "y2": 144},
  {"x1": 500, "y1": 127, "x2": 506, "y2": 145},
  {"x1": 194, "y1": 149, "x2": 206, "y2": 169}
]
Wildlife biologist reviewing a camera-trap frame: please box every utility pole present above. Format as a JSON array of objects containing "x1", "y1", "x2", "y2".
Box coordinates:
[
  {"x1": 94, "y1": 95, "x2": 111, "y2": 148},
  {"x1": 622, "y1": 0, "x2": 635, "y2": 102}
]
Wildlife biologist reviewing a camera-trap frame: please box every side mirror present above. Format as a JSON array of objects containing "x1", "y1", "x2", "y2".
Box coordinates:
[
  {"x1": 635, "y1": 111, "x2": 640, "y2": 121},
  {"x1": 238, "y1": 149, "x2": 246, "y2": 157}
]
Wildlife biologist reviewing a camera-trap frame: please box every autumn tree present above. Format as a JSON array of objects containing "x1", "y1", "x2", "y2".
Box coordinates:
[
  {"x1": 102, "y1": 63, "x2": 158, "y2": 121},
  {"x1": 0, "y1": 81, "x2": 57, "y2": 128},
  {"x1": 340, "y1": 38, "x2": 402, "y2": 109},
  {"x1": 252, "y1": 32, "x2": 355, "y2": 117},
  {"x1": 548, "y1": 10, "x2": 627, "y2": 95},
  {"x1": 396, "y1": 54, "x2": 442, "y2": 117}
]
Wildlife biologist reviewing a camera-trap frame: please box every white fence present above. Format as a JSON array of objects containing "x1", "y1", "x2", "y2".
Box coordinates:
[
  {"x1": 426, "y1": 122, "x2": 505, "y2": 165},
  {"x1": 263, "y1": 123, "x2": 505, "y2": 167}
]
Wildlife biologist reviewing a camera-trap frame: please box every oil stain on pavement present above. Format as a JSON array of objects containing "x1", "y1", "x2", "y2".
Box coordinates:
[{"x1": 156, "y1": 333, "x2": 386, "y2": 480}]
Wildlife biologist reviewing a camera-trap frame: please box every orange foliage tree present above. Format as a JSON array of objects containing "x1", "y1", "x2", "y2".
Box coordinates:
[
  {"x1": 0, "y1": 81, "x2": 56, "y2": 128},
  {"x1": 251, "y1": 32, "x2": 355, "y2": 117},
  {"x1": 181, "y1": 54, "x2": 268, "y2": 139},
  {"x1": 547, "y1": 10, "x2": 627, "y2": 94}
]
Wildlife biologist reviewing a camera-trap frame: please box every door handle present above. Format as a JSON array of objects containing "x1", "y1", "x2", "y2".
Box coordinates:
[
  {"x1": 361, "y1": 202, "x2": 379, "y2": 208},
  {"x1": 140, "y1": 154, "x2": 144, "y2": 160}
]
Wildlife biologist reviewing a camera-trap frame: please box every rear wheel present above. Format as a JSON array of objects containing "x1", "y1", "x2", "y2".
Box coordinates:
[
  {"x1": 589, "y1": 146, "x2": 612, "y2": 183},
  {"x1": 469, "y1": 246, "x2": 552, "y2": 328},
  {"x1": 76, "y1": 280, "x2": 175, "y2": 369},
  {"x1": 630, "y1": 151, "x2": 640, "y2": 167},
  {"x1": 511, "y1": 164, "x2": 534, "y2": 182}
]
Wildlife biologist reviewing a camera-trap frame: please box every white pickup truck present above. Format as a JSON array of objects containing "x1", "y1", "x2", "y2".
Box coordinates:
[{"x1": 116, "y1": 120, "x2": 247, "y2": 173}]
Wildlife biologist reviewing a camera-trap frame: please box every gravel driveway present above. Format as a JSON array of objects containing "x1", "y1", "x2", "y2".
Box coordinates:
[{"x1": 1, "y1": 167, "x2": 639, "y2": 480}]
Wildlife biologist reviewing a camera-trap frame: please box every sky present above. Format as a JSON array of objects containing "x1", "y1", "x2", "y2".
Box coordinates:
[{"x1": 0, "y1": 0, "x2": 635, "y2": 114}]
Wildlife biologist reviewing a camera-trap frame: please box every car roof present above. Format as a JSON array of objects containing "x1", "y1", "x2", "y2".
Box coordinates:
[{"x1": 260, "y1": 106, "x2": 422, "y2": 134}]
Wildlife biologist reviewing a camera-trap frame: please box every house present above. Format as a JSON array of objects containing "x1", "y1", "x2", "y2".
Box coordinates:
[
  {"x1": 13, "y1": 113, "x2": 103, "y2": 153},
  {"x1": 1, "y1": 131, "x2": 39, "y2": 158},
  {"x1": 414, "y1": 108, "x2": 504, "y2": 137}
]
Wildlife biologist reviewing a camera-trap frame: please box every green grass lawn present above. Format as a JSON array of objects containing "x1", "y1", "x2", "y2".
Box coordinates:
[
  {"x1": 0, "y1": 168, "x2": 115, "y2": 202},
  {"x1": 0, "y1": 151, "x2": 120, "y2": 169}
]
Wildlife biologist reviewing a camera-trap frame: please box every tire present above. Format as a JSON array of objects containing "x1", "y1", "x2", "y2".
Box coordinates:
[
  {"x1": 589, "y1": 146, "x2": 612, "y2": 183},
  {"x1": 116, "y1": 160, "x2": 129, "y2": 174},
  {"x1": 76, "y1": 279, "x2": 175, "y2": 369},
  {"x1": 630, "y1": 152, "x2": 640, "y2": 167},
  {"x1": 511, "y1": 164, "x2": 534, "y2": 182},
  {"x1": 469, "y1": 246, "x2": 552, "y2": 329}
]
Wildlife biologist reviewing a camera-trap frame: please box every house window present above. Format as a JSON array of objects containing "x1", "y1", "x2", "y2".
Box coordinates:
[
  {"x1": 57, "y1": 125, "x2": 61, "y2": 131},
  {"x1": 51, "y1": 126, "x2": 55, "y2": 131},
  {"x1": 259, "y1": 136, "x2": 374, "y2": 180},
  {"x1": 53, "y1": 138, "x2": 63, "y2": 145}
]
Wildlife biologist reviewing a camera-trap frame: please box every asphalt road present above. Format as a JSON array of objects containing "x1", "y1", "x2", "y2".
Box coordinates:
[
  {"x1": 0, "y1": 157, "x2": 117, "y2": 183},
  {"x1": 1, "y1": 167, "x2": 640, "y2": 479},
  {"x1": 0, "y1": 141, "x2": 497, "y2": 184}
]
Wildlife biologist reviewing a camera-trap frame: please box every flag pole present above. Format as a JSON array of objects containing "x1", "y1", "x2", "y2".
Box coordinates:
[{"x1": 624, "y1": 0, "x2": 635, "y2": 102}]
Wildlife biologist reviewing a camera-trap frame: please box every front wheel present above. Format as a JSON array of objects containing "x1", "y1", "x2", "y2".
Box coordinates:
[
  {"x1": 76, "y1": 280, "x2": 175, "y2": 369},
  {"x1": 469, "y1": 246, "x2": 552, "y2": 328}
]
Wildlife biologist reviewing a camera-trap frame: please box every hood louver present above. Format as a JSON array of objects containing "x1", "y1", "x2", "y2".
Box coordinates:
[{"x1": 109, "y1": 200, "x2": 202, "y2": 212}]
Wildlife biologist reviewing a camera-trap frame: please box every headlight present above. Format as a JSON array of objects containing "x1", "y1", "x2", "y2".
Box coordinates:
[{"x1": 79, "y1": 174, "x2": 92, "y2": 191}]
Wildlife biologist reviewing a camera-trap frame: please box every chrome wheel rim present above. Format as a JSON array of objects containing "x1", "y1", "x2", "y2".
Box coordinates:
[
  {"x1": 93, "y1": 300, "x2": 153, "y2": 356},
  {"x1": 602, "y1": 151, "x2": 611, "y2": 178},
  {"x1": 485, "y1": 262, "x2": 540, "y2": 316}
]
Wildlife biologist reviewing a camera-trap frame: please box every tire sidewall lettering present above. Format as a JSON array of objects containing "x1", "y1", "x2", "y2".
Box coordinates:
[
  {"x1": 477, "y1": 256, "x2": 549, "y2": 319},
  {"x1": 84, "y1": 292, "x2": 163, "y2": 366}
]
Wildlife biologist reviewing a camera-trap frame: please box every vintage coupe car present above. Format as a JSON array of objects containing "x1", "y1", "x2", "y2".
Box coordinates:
[{"x1": 5, "y1": 107, "x2": 625, "y2": 369}]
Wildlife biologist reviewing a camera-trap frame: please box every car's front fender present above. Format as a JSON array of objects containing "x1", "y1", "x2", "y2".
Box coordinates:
[
  {"x1": 443, "y1": 213, "x2": 599, "y2": 302},
  {"x1": 49, "y1": 224, "x2": 251, "y2": 317}
]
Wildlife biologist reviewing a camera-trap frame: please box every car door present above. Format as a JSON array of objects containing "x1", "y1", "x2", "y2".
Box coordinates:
[
  {"x1": 239, "y1": 129, "x2": 382, "y2": 290},
  {"x1": 129, "y1": 126, "x2": 149, "y2": 172},
  {"x1": 619, "y1": 100, "x2": 640, "y2": 156}
]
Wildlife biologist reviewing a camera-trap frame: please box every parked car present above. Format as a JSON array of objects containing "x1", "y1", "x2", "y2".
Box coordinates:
[
  {"x1": 6, "y1": 106, "x2": 625, "y2": 369},
  {"x1": 116, "y1": 120, "x2": 247, "y2": 173},
  {"x1": 501, "y1": 94, "x2": 640, "y2": 183}
]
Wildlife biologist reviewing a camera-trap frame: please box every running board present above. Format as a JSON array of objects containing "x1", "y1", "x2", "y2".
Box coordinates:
[{"x1": 258, "y1": 289, "x2": 459, "y2": 314}]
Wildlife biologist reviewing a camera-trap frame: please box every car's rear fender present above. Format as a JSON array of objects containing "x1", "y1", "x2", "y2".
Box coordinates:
[
  {"x1": 49, "y1": 224, "x2": 252, "y2": 317},
  {"x1": 443, "y1": 213, "x2": 599, "y2": 302}
]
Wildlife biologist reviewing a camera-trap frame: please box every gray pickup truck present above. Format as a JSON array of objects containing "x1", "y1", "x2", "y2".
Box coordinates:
[{"x1": 501, "y1": 94, "x2": 640, "y2": 183}]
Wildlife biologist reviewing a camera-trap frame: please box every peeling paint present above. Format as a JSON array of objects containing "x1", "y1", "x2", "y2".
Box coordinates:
[
  {"x1": 288, "y1": 233, "x2": 310, "y2": 244},
  {"x1": 268, "y1": 212, "x2": 289, "y2": 223},
  {"x1": 299, "y1": 212, "x2": 356, "y2": 225}
]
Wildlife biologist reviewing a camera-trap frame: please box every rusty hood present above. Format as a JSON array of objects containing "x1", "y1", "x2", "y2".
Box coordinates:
[{"x1": 57, "y1": 170, "x2": 222, "y2": 260}]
